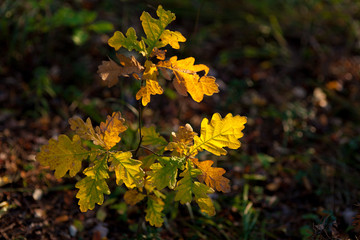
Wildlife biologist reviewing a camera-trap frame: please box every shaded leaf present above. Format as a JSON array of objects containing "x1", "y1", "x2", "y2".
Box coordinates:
[
  {"x1": 175, "y1": 167, "x2": 215, "y2": 216},
  {"x1": 192, "y1": 158, "x2": 230, "y2": 193},
  {"x1": 192, "y1": 113, "x2": 247, "y2": 156},
  {"x1": 145, "y1": 195, "x2": 164, "y2": 227},
  {"x1": 141, "y1": 126, "x2": 167, "y2": 146},
  {"x1": 75, "y1": 158, "x2": 110, "y2": 212},
  {"x1": 97, "y1": 55, "x2": 144, "y2": 88},
  {"x1": 108, "y1": 27, "x2": 146, "y2": 55},
  {"x1": 36, "y1": 135, "x2": 88, "y2": 178},
  {"x1": 124, "y1": 189, "x2": 146, "y2": 206},
  {"x1": 157, "y1": 56, "x2": 218, "y2": 102},
  {"x1": 165, "y1": 123, "x2": 195, "y2": 156},
  {"x1": 193, "y1": 181, "x2": 215, "y2": 216},
  {"x1": 110, "y1": 151, "x2": 144, "y2": 188},
  {"x1": 69, "y1": 116, "x2": 104, "y2": 147},
  {"x1": 174, "y1": 168, "x2": 201, "y2": 204},
  {"x1": 148, "y1": 157, "x2": 185, "y2": 190},
  {"x1": 172, "y1": 123, "x2": 196, "y2": 145}
]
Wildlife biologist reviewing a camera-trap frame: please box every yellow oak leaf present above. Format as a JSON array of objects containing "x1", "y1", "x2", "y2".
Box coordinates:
[
  {"x1": 192, "y1": 158, "x2": 230, "y2": 193},
  {"x1": 97, "y1": 54, "x2": 144, "y2": 87},
  {"x1": 136, "y1": 80, "x2": 163, "y2": 106},
  {"x1": 36, "y1": 135, "x2": 88, "y2": 178},
  {"x1": 98, "y1": 112, "x2": 127, "y2": 150},
  {"x1": 142, "y1": 60, "x2": 158, "y2": 81},
  {"x1": 157, "y1": 56, "x2": 219, "y2": 102},
  {"x1": 145, "y1": 195, "x2": 164, "y2": 227},
  {"x1": 135, "y1": 61, "x2": 163, "y2": 106},
  {"x1": 124, "y1": 189, "x2": 146, "y2": 206},
  {"x1": 159, "y1": 29, "x2": 186, "y2": 49},
  {"x1": 192, "y1": 113, "x2": 247, "y2": 156},
  {"x1": 110, "y1": 151, "x2": 145, "y2": 188}
]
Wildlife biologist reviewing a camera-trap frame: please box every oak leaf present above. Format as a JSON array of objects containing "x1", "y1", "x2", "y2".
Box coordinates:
[
  {"x1": 69, "y1": 116, "x2": 104, "y2": 147},
  {"x1": 174, "y1": 168, "x2": 215, "y2": 216},
  {"x1": 136, "y1": 61, "x2": 163, "y2": 106},
  {"x1": 165, "y1": 123, "x2": 195, "y2": 156},
  {"x1": 97, "y1": 54, "x2": 144, "y2": 87},
  {"x1": 141, "y1": 126, "x2": 167, "y2": 146},
  {"x1": 192, "y1": 158, "x2": 230, "y2": 193},
  {"x1": 110, "y1": 151, "x2": 144, "y2": 188},
  {"x1": 98, "y1": 112, "x2": 127, "y2": 150},
  {"x1": 150, "y1": 47, "x2": 166, "y2": 60},
  {"x1": 148, "y1": 157, "x2": 185, "y2": 190},
  {"x1": 124, "y1": 189, "x2": 146, "y2": 206},
  {"x1": 36, "y1": 135, "x2": 88, "y2": 178},
  {"x1": 75, "y1": 158, "x2": 110, "y2": 212},
  {"x1": 108, "y1": 27, "x2": 146, "y2": 54},
  {"x1": 192, "y1": 113, "x2": 247, "y2": 156},
  {"x1": 145, "y1": 195, "x2": 164, "y2": 227},
  {"x1": 157, "y1": 56, "x2": 219, "y2": 102},
  {"x1": 140, "y1": 5, "x2": 186, "y2": 53}
]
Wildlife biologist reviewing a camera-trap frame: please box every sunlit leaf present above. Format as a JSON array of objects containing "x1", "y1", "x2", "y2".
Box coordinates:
[
  {"x1": 157, "y1": 56, "x2": 219, "y2": 102},
  {"x1": 110, "y1": 151, "x2": 144, "y2": 188},
  {"x1": 192, "y1": 158, "x2": 230, "y2": 193},
  {"x1": 136, "y1": 61, "x2": 163, "y2": 106},
  {"x1": 98, "y1": 112, "x2": 127, "y2": 150},
  {"x1": 36, "y1": 135, "x2": 89, "y2": 178},
  {"x1": 192, "y1": 113, "x2": 247, "y2": 156},
  {"x1": 140, "y1": 5, "x2": 186, "y2": 53},
  {"x1": 145, "y1": 195, "x2": 164, "y2": 227}
]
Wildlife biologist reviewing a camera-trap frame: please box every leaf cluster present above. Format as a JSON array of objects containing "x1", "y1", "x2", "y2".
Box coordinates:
[{"x1": 36, "y1": 5, "x2": 247, "y2": 227}]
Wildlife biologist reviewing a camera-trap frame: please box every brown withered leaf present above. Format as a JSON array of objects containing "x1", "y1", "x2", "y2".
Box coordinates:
[
  {"x1": 192, "y1": 158, "x2": 230, "y2": 193},
  {"x1": 97, "y1": 54, "x2": 144, "y2": 87},
  {"x1": 150, "y1": 48, "x2": 167, "y2": 60}
]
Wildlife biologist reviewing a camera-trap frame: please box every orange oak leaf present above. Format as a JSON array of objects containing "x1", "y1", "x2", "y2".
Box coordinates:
[
  {"x1": 192, "y1": 158, "x2": 230, "y2": 193},
  {"x1": 97, "y1": 54, "x2": 144, "y2": 87},
  {"x1": 97, "y1": 112, "x2": 127, "y2": 150},
  {"x1": 157, "y1": 56, "x2": 219, "y2": 102}
]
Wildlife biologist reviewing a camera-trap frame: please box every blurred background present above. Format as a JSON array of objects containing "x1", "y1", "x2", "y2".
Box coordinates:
[{"x1": 1, "y1": 0, "x2": 360, "y2": 239}]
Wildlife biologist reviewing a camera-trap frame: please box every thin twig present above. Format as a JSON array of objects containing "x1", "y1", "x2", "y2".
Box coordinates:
[
  {"x1": 139, "y1": 145, "x2": 162, "y2": 157},
  {"x1": 134, "y1": 81, "x2": 144, "y2": 158}
]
